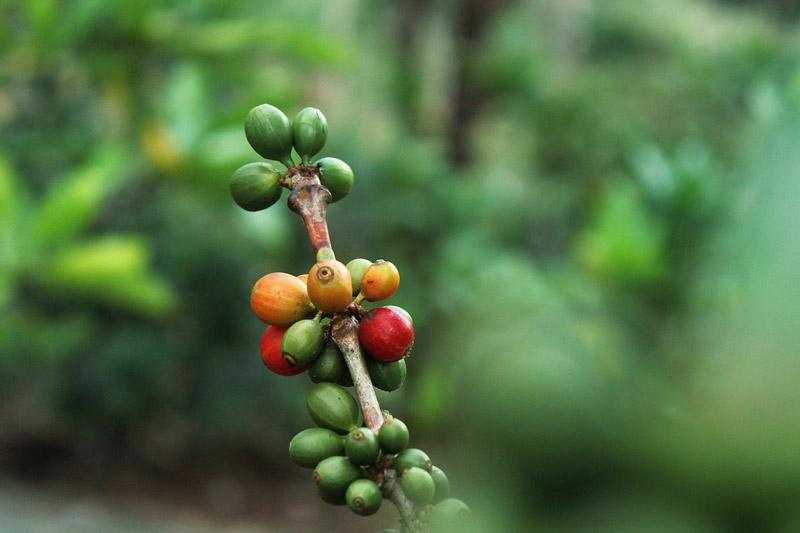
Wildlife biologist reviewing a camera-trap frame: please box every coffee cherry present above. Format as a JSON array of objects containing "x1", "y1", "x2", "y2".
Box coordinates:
[
  {"x1": 358, "y1": 306, "x2": 415, "y2": 362},
  {"x1": 386, "y1": 305, "x2": 412, "y2": 324},
  {"x1": 346, "y1": 479, "x2": 382, "y2": 516},
  {"x1": 344, "y1": 427, "x2": 380, "y2": 466},
  {"x1": 367, "y1": 358, "x2": 407, "y2": 392},
  {"x1": 281, "y1": 318, "x2": 324, "y2": 367},
  {"x1": 296, "y1": 273, "x2": 309, "y2": 284},
  {"x1": 260, "y1": 326, "x2": 305, "y2": 376},
  {"x1": 245, "y1": 104, "x2": 293, "y2": 163},
  {"x1": 378, "y1": 416, "x2": 409, "y2": 453},
  {"x1": 310, "y1": 344, "x2": 353, "y2": 386},
  {"x1": 289, "y1": 428, "x2": 344, "y2": 468},
  {"x1": 317, "y1": 157, "x2": 354, "y2": 202},
  {"x1": 314, "y1": 456, "x2": 361, "y2": 503},
  {"x1": 400, "y1": 467, "x2": 435, "y2": 504},
  {"x1": 394, "y1": 448, "x2": 431, "y2": 474},
  {"x1": 430, "y1": 498, "x2": 471, "y2": 531},
  {"x1": 345, "y1": 258, "x2": 372, "y2": 294},
  {"x1": 251, "y1": 272, "x2": 313, "y2": 327},
  {"x1": 308, "y1": 260, "x2": 353, "y2": 313},
  {"x1": 361, "y1": 260, "x2": 400, "y2": 301},
  {"x1": 430, "y1": 466, "x2": 450, "y2": 502},
  {"x1": 292, "y1": 107, "x2": 327, "y2": 161},
  {"x1": 230, "y1": 162, "x2": 283, "y2": 211},
  {"x1": 307, "y1": 383, "x2": 362, "y2": 434}
]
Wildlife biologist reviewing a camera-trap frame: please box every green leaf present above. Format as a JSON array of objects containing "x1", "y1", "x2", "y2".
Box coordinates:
[
  {"x1": 30, "y1": 147, "x2": 128, "y2": 251},
  {"x1": 36, "y1": 235, "x2": 176, "y2": 317}
]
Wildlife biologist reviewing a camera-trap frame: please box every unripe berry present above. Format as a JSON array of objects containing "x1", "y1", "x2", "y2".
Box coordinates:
[
  {"x1": 289, "y1": 428, "x2": 344, "y2": 468},
  {"x1": 346, "y1": 479, "x2": 382, "y2": 516},
  {"x1": 430, "y1": 498, "x2": 472, "y2": 531},
  {"x1": 260, "y1": 326, "x2": 305, "y2": 376},
  {"x1": 306, "y1": 383, "x2": 362, "y2": 434},
  {"x1": 358, "y1": 306, "x2": 415, "y2": 362},
  {"x1": 314, "y1": 456, "x2": 361, "y2": 503},
  {"x1": 292, "y1": 107, "x2": 328, "y2": 161},
  {"x1": 244, "y1": 104, "x2": 293, "y2": 163},
  {"x1": 400, "y1": 467, "x2": 435, "y2": 504},
  {"x1": 378, "y1": 415, "x2": 409, "y2": 453},
  {"x1": 230, "y1": 162, "x2": 282, "y2": 211},
  {"x1": 345, "y1": 258, "x2": 372, "y2": 294},
  {"x1": 250, "y1": 272, "x2": 313, "y2": 327},
  {"x1": 281, "y1": 318, "x2": 324, "y2": 367},
  {"x1": 308, "y1": 260, "x2": 353, "y2": 313},
  {"x1": 310, "y1": 344, "x2": 353, "y2": 386},
  {"x1": 430, "y1": 466, "x2": 450, "y2": 502},
  {"x1": 344, "y1": 427, "x2": 380, "y2": 466},
  {"x1": 317, "y1": 157, "x2": 354, "y2": 202},
  {"x1": 394, "y1": 448, "x2": 431, "y2": 474},
  {"x1": 360, "y1": 260, "x2": 400, "y2": 301},
  {"x1": 367, "y1": 358, "x2": 406, "y2": 392}
]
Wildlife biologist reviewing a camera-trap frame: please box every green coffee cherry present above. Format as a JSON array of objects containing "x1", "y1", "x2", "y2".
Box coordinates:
[
  {"x1": 394, "y1": 448, "x2": 431, "y2": 474},
  {"x1": 317, "y1": 157, "x2": 354, "y2": 202},
  {"x1": 400, "y1": 467, "x2": 435, "y2": 504},
  {"x1": 367, "y1": 358, "x2": 406, "y2": 392},
  {"x1": 345, "y1": 479, "x2": 382, "y2": 516},
  {"x1": 314, "y1": 456, "x2": 361, "y2": 502},
  {"x1": 345, "y1": 258, "x2": 372, "y2": 294},
  {"x1": 378, "y1": 415, "x2": 409, "y2": 454},
  {"x1": 307, "y1": 383, "x2": 363, "y2": 434},
  {"x1": 230, "y1": 162, "x2": 283, "y2": 211},
  {"x1": 310, "y1": 344, "x2": 353, "y2": 386},
  {"x1": 281, "y1": 318, "x2": 324, "y2": 367},
  {"x1": 292, "y1": 107, "x2": 327, "y2": 161},
  {"x1": 288, "y1": 427, "x2": 344, "y2": 468},
  {"x1": 430, "y1": 466, "x2": 450, "y2": 502},
  {"x1": 244, "y1": 104, "x2": 293, "y2": 164},
  {"x1": 344, "y1": 427, "x2": 380, "y2": 466},
  {"x1": 430, "y1": 498, "x2": 471, "y2": 531}
]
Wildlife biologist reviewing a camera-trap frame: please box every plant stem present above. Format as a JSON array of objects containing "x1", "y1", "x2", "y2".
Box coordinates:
[{"x1": 285, "y1": 166, "x2": 421, "y2": 531}]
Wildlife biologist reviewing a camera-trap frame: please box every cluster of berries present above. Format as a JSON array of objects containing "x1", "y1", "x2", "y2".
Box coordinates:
[
  {"x1": 231, "y1": 103, "x2": 470, "y2": 530},
  {"x1": 251, "y1": 258, "x2": 413, "y2": 387}
]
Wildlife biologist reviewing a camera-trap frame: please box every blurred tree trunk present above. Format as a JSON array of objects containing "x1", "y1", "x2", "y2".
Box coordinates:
[{"x1": 449, "y1": 0, "x2": 508, "y2": 167}]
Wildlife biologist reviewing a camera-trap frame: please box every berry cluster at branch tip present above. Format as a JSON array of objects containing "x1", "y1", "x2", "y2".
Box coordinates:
[{"x1": 231, "y1": 103, "x2": 470, "y2": 531}]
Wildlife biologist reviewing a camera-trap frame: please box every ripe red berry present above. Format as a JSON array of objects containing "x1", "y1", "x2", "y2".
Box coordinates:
[
  {"x1": 260, "y1": 326, "x2": 306, "y2": 376},
  {"x1": 358, "y1": 306, "x2": 414, "y2": 362}
]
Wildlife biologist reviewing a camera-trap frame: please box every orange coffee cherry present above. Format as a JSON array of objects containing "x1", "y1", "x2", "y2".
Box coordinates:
[
  {"x1": 251, "y1": 272, "x2": 313, "y2": 326},
  {"x1": 360, "y1": 260, "x2": 399, "y2": 301},
  {"x1": 308, "y1": 260, "x2": 353, "y2": 313},
  {"x1": 297, "y1": 273, "x2": 309, "y2": 284}
]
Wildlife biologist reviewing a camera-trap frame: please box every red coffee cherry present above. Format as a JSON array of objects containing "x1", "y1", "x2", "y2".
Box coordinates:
[
  {"x1": 251, "y1": 272, "x2": 313, "y2": 326},
  {"x1": 260, "y1": 326, "x2": 306, "y2": 376},
  {"x1": 360, "y1": 260, "x2": 399, "y2": 301},
  {"x1": 358, "y1": 306, "x2": 414, "y2": 362}
]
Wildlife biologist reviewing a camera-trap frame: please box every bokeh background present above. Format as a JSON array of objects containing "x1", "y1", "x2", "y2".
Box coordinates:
[{"x1": 2, "y1": 0, "x2": 800, "y2": 531}]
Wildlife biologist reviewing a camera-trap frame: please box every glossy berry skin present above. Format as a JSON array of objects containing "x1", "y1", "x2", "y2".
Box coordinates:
[
  {"x1": 310, "y1": 344, "x2": 352, "y2": 386},
  {"x1": 317, "y1": 157, "x2": 354, "y2": 202},
  {"x1": 346, "y1": 258, "x2": 372, "y2": 294},
  {"x1": 289, "y1": 428, "x2": 344, "y2": 468},
  {"x1": 308, "y1": 260, "x2": 353, "y2": 313},
  {"x1": 358, "y1": 306, "x2": 414, "y2": 362},
  {"x1": 292, "y1": 107, "x2": 328, "y2": 161},
  {"x1": 260, "y1": 326, "x2": 305, "y2": 376},
  {"x1": 367, "y1": 358, "x2": 406, "y2": 392},
  {"x1": 430, "y1": 466, "x2": 450, "y2": 502},
  {"x1": 346, "y1": 479, "x2": 382, "y2": 516},
  {"x1": 251, "y1": 272, "x2": 312, "y2": 327},
  {"x1": 296, "y1": 273, "x2": 308, "y2": 284},
  {"x1": 314, "y1": 456, "x2": 361, "y2": 502},
  {"x1": 400, "y1": 467, "x2": 435, "y2": 504},
  {"x1": 281, "y1": 318, "x2": 324, "y2": 367},
  {"x1": 307, "y1": 383, "x2": 362, "y2": 434},
  {"x1": 230, "y1": 162, "x2": 282, "y2": 211},
  {"x1": 361, "y1": 260, "x2": 400, "y2": 301},
  {"x1": 394, "y1": 448, "x2": 431, "y2": 474},
  {"x1": 378, "y1": 415, "x2": 409, "y2": 453},
  {"x1": 245, "y1": 104, "x2": 293, "y2": 163},
  {"x1": 344, "y1": 427, "x2": 380, "y2": 466}
]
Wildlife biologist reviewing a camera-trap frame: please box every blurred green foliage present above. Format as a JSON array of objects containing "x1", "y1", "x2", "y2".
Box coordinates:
[{"x1": 2, "y1": 0, "x2": 800, "y2": 531}]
